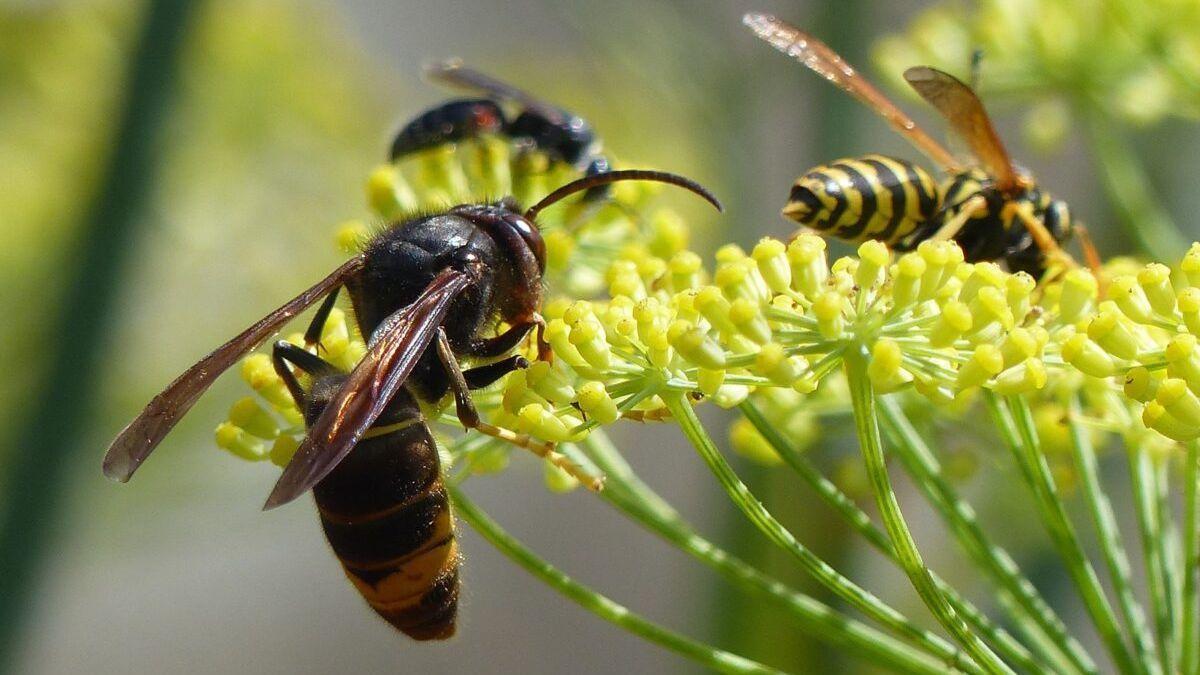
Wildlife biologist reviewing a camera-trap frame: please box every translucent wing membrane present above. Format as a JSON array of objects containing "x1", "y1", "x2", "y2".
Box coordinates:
[
  {"x1": 102, "y1": 256, "x2": 366, "y2": 482},
  {"x1": 742, "y1": 13, "x2": 959, "y2": 170},
  {"x1": 904, "y1": 66, "x2": 1020, "y2": 192}
]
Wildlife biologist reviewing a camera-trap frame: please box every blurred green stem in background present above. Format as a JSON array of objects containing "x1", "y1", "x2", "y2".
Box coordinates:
[
  {"x1": 448, "y1": 486, "x2": 788, "y2": 675},
  {"x1": 0, "y1": 2, "x2": 201, "y2": 672}
]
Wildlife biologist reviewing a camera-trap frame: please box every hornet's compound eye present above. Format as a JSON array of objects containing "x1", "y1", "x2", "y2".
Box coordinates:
[{"x1": 507, "y1": 214, "x2": 545, "y2": 273}]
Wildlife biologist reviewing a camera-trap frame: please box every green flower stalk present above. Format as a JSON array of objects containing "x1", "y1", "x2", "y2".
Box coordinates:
[{"x1": 209, "y1": 121, "x2": 1200, "y2": 673}]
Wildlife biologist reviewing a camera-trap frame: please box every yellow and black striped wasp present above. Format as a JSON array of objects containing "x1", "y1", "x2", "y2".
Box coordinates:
[{"x1": 743, "y1": 13, "x2": 1099, "y2": 279}]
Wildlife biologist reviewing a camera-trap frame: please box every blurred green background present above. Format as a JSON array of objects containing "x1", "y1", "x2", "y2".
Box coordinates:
[{"x1": 2, "y1": 0, "x2": 1198, "y2": 673}]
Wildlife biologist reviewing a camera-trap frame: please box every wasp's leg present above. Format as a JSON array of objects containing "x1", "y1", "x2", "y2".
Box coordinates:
[
  {"x1": 271, "y1": 341, "x2": 341, "y2": 408},
  {"x1": 1009, "y1": 202, "x2": 1077, "y2": 269},
  {"x1": 302, "y1": 287, "x2": 340, "y2": 352},
  {"x1": 436, "y1": 328, "x2": 602, "y2": 490},
  {"x1": 1072, "y1": 223, "x2": 1104, "y2": 276},
  {"x1": 932, "y1": 194, "x2": 988, "y2": 243},
  {"x1": 463, "y1": 355, "x2": 528, "y2": 389}
]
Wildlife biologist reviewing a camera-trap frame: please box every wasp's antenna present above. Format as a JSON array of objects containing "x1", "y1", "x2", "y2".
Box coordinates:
[{"x1": 525, "y1": 169, "x2": 723, "y2": 221}]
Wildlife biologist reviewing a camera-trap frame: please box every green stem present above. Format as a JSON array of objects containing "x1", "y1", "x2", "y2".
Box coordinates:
[
  {"x1": 0, "y1": 4, "x2": 201, "y2": 673},
  {"x1": 1129, "y1": 444, "x2": 1175, "y2": 674},
  {"x1": 579, "y1": 432, "x2": 951, "y2": 675},
  {"x1": 1066, "y1": 398, "x2": 1161, "y2": 675},
  {"x1": 449, "y1": 487, "x2": 786, "y2": 675},
  {"x1": 879, "y1": 397, "x2": 1097, "y2": 675},
  {"x1": 845, "y1": 352, "x2": 1014, "y2": 675},
  {"x1": 1180, "y1": 442, "x2": 1199, "y2": 675},
  {"x1": 1085, "y1": 112, "x2": 1186, "y2": 261},
  {"x1": 739, "y1": 401, "x2": 1044, "y2": 674},
  {"x1": 987, "y1": 394, "x2": 1141, "y2": 675},
  {"x1": 662, "y1": 394, "x2": 983, "y2": 675}
]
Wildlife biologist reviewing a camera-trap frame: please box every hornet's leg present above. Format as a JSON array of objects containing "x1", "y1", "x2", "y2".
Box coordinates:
[
  {"x1": 1072, "y1": 223, "x2": 1104, "y2": 277},
  {"x1": 462, "y1": 355, "x2": 528, "y2": 389},
  {"x1": 271, "y1": 341, "x2": 341, "y2": 409},
  {"x1": 1008, "y1": 202, "x2": 1077, "y2": 270},
  {"x1": 436, "y1": 328, "x2": 602, "y2": 491},
  {"x1": 303, "y1": 287, "x2": 340, "y2": 352}
]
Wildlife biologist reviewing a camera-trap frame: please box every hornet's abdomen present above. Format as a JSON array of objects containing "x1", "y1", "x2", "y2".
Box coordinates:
[
  {"x1": 782, "y1": 154, "x2": 940, "y2": 247},
  {"x1": 312, "y1": 399, "x2": 459, "y2": 640}
]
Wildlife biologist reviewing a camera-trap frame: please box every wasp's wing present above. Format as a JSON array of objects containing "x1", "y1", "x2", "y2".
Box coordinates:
[
  {"x1": 425, "y1": 58, "x2": 566, "y2": 125},
  {"x1": 102, "y1": 256, "x2": 366, "y2": 482},
  {"x1": 904, "y1": 66, "x2": 1019, "y2": 192},
  {"x1": 262, "y1": 267, "x2": 473, "y2": 510},
  {"x1": 742, "y1": 13, "x2": 959, "y2": 170}
]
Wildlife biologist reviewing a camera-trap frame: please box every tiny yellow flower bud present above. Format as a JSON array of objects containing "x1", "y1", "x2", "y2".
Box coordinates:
[
  {"x1": 366, "y1": 164, "x2": 416, "y2": 217},
  {"x1": 608, "y1": 261, "x2": 647, "y2": 300},
  {"x1": 544, "y1": 457, "x2": 582, "y2": 493},
  {"x1": 787, "y1": 234, "x2": 827, "y2": 297},
  {"x1": 517, "y1": 404, "x2": 576, "y2": 442},
  {"x1": 1086, "y1": 306, "x2": 1142, "y2": 361},
  {"x1": 649, "y1": 209, "x2": 689, "y2": 258},
  {"x1": 577, "y1": 381, "x2": 620, "y2": 425},
  {"x1": 525, "y1": 360, "x2": 576, "y2": 403},
  {"x1": 729, "y1": 298, "x2": 772, "y2": 344},
  {"x1": 1179, "y1": 287, "x2": 1200, "y2": 335},
  {"x1": 335, "y1": 220, "x2": 370, "y2": 254},
  {"x1": 891, "y1": 253, "x2": 926, "y2": 309},
  {"x1": 1109, "y1": 275, "x2": 1155, "y2": 324},
  {"x1": 1165, "y1": 334, "x2": 1200, "y2": 392},
  {"x1": 1000, "y1": 328, "x2": 1039, "y2": 367},
  {"x1": 715, "y1": 243, "x2": 748, "y2": 264},
  {"x1": 1006, "y1": 272, "x2": 1036, "y2": 321},
  {"x1": 697, "y1": 368, "x2": 726, "y2": 396},
  {"x1": 959, "y1": 262, "x2": 1005, "y2": 304},
  {"x1": 471, "y1": 445, "x2": 511, "y2": 475},
  {"x1": 1124, "y1": 366, "x2": 1161, "y2": 402},
  {"x1": 694, "y1": 286, "x2": 738, "y2": 335},
  {"x1": 1059, "y1": 269, "x2": 1099, "y2": 323},
  {"x1": 729, "y1": 418, "x2": 783, "y2": 466},
  {"x1": 930, "y1": 300, "x2": 972, "y2": 348},
  {"x1": 956, "y1": 344, "x2": 1005, "y2": 390},
  {"x1": 711, "y1": 383, "x2": 751, "y2": 408},
  {"x1": 1182, "y1": 242, "x2": 1200, "y2": 287},
  {"x1": 969, "y1": 286, "x2": 1015, "y2": 332},
  {"x1": 228, "y1": 397, "x2": 279, "y2": 440},
  {"x1": 1156, "y1": 378, "x2": 1200, "y2": 426},
  {"x1": 868, "y1": 338, "x2": 912, "y2": 393},
  {"x1": 812, "y1": 292, "x2": 845, "y2": 339},
  {"x1": 269, "y1": 435, "x2": 300, "y2": 468},
  {"x1": 916, "y1": 240, "x2": 953, "y2": 301},
  {"x1": 992, "y1": 359, "x2": 1047, "y2": 395},
  {"x1": 855, "y1": 240, "x2": 890, "y2": 290},
  {"x1": 914, "y1": 375, "x2": 955, "y2": 405},
  {"x1": 752, "y1": 238, "x2": 792, "y2": 293},
  {"x1": 1061, "y1": 334, "x2": 1117, "y2": 378},
  {"x1": 215, "y1": 422, "x2": 268, "y2": 462},
  {"x1": 545, "y1": 319, "x2": 589, "y2": 369},
  {"x1": 668, "y1": 250, "x2": 704, "y2": 290},
  {"x1": 1143, "y1": 401, "x2": 1200, "y2": 442},
  {"x1": 715, "y1": 260, "x2": 760, "y2": 302},
  {"x1": 669, "y1": 323, "x2": 727, "y2": 369},
  {"x1": 1138, "y1": 263, "x2": 1176, "y2": 316},
  {"x1": 568, "y1": 319, "x2": 612, "y2": 370}
]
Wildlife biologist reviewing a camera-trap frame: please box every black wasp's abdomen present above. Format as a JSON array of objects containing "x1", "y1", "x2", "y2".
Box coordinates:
[
  {"x1": 309, "y1": 383, "x2": 460, "y2": 641},
  {"x1": 389, "y1": 98, "x2": 506, "y2": 161}
]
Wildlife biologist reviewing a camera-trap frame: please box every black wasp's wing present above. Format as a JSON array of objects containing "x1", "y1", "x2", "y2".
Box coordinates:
[
  {"x1": 425, "y1": 58, "x2": 567, "y2": 125},
  {"x1": 262, "y1": 267, "x2": 473, "y2": 510},
  {"x1": 742, "y1": 13, "x2": 959, "y2": 171},
  {"x1": 903, "y1": 66, "x2": 1020, "y2": 192},
  {"x1": 102, "y1": 256, "x2": 366, "y2": 482}
]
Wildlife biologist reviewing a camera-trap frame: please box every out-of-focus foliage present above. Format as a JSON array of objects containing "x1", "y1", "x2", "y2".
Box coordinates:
[
  {"x1": 0, "y1": 3, "x2": 134, "y2": 437},
  {"x1": 875, "y1": 0, "x2": 1200, "y2": 148}
]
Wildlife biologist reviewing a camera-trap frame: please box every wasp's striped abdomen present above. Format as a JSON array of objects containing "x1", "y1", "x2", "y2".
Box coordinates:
[
  {"x1": 310, "y1": 392, "x2": 460, "y2": 640},
  {"x1": 783, "y1": 154, "x2": 940, "y2": 247}
]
